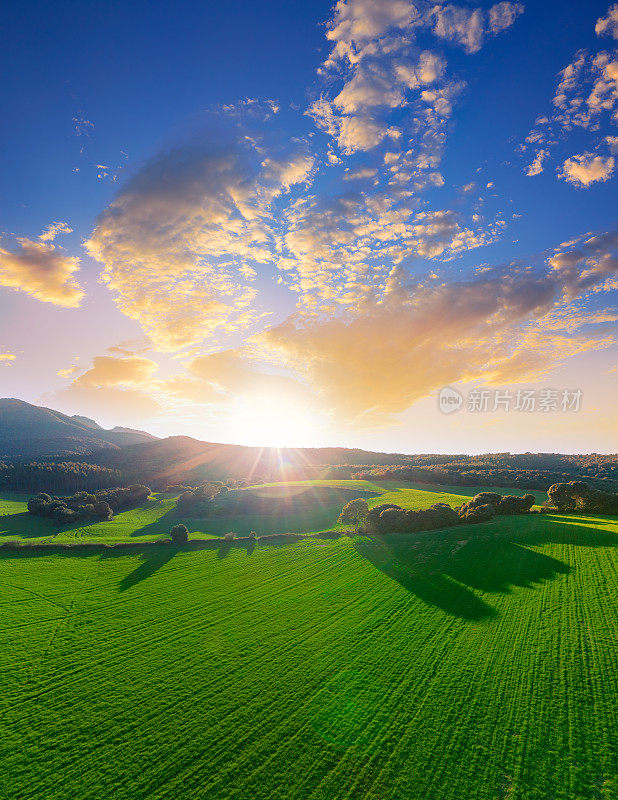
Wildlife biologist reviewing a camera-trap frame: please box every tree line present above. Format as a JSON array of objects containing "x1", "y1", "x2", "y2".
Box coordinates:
[{"x1": 0, "y1": 461, "x2": 125, "y2": 493}]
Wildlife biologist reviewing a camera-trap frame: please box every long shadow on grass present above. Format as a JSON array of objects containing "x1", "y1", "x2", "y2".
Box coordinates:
[
  {"x1": 118, "y1": 548, "x2": 176, "y2": 591},
  {"x1": 354, "y1": 536, "x2": 497, "y2": 620},
  {"x1": 443, "y1": 538, "x2": 569, "y2": 593},
  {"x1": 0, "y1": 512, "x2": 88, "y2": 539},
  {"x1": 354, "y1": 513, "x2": 618, "y2": 619}
]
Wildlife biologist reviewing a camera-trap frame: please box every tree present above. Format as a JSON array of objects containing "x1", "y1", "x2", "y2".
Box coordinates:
[
  {"x1": 338, "y1": 498, "x2": 369, "y2": 531},
  {"x1": 170, "y1": 523, "x2": 189, "y2": 544}
]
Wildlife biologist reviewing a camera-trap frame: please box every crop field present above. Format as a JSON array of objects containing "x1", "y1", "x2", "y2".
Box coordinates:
[
  {"x1": 0, "y1": 481, "x2": 616, "y2": 800},
  {"x1": 0, "y1": 480, "x2": 548, "y2": 543}
]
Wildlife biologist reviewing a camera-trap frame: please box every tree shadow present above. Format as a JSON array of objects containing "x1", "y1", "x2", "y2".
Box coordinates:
[
  {"x1": 217, "y1": 540, "x2": 233, "y2": 559},
  {"x1": 0, "y1": 512, "x2": 91, "y2": 539},
  {"x1": 354, "y1": 536, "x2": 497, "y2": 620},
  {"x1": 529, "y1": 514, "x2": 618, "y2": 545},
  {"x1": 130, "y1": 507, "x2": 183, "y2": 538},
  {"x1": 354, "y1": 513, "x2": 617, "y2": 620},
  {"x1": 118, "y1": 548, "x2": 176, "y2": 591},
  {"x1": 443, "y1": 539, "x2": 569, "y2": 593},
  {"x1": 0, "y1": 512, "x2": 49, "y2": 538}
]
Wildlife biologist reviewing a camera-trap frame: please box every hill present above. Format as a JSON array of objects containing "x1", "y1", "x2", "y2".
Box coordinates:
[
  {"x1": 0, "y1": 399, "x2": 157, "y2": 457},
  {"x1": 92, "y1": 435, "x2": 413, "y2": 487},
  {"x1": 0, "y1": 485, "x2": 615, "y2": 800}
]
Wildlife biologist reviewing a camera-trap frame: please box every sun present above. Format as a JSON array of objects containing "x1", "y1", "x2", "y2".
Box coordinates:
[{"x1": 230, "y1": 393, "x2": 327, "y2": 449}]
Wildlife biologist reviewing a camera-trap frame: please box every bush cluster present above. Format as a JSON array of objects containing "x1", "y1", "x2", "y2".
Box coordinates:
[
  {"x1": 176, "y1": 483, "x2": 227, "y2": 515},
  {"x1": 547, "y1": 481, "x2": 618, "y2": 514},
  {"x1": 27, "y1": 484, "x2": 151, "y2": 525},
  {"x1": 367, "y1": 502, "x2": 461, "y2": 534},
  {"x1": 346, "y1": 491, "x2": 537, "y2": 536},
  {"x1": 458, "y1": 492, "x2": 535, "y2": 522}
]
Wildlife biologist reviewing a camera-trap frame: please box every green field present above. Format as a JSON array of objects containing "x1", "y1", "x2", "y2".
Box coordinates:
[
  {"x1": 0, "y1": 482, "x2": 616, "y2": 799},
  {"x1": 0, "y1": 480, "x2": 548, "y2": 543}
]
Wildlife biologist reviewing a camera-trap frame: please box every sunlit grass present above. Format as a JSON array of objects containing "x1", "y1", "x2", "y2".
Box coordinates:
[{"x1": 0, "y1": 499, "x2": 615, "y2": 799}]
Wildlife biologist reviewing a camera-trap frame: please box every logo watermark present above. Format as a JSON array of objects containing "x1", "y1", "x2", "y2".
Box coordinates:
[{"x1": 438, "y1": 387, "x2": 583, "y2": 414}]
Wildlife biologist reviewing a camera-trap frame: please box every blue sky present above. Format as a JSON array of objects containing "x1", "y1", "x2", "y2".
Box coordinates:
[{"x1": 0, "y1": 0, "x2": 616, "y2": 452}]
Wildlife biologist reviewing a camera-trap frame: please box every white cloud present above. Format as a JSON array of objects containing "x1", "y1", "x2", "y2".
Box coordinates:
[
  {"x1": 429, "y1": 5, "x2": 485, "y2": 54},
  {"x1": 488, "y1": 2, "x2": 524, "y2": 34},
  {"x1": 523, "y1": 6, "x2": 618, "y2": 173},
  {"x1": 429, "y1": 3, "x2": 523, "y2": 54},
  {"x1": 558, "y1": 152, "x2": 615, "y2": 186}
]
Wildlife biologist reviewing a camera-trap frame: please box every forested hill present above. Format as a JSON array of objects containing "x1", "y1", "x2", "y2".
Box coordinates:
[
  {"x1": 91, "y1": 435, "x2": 413, "y2": 487},
  {"x1": 0, "y1": 399, "x2": 157, "y2": 457},
  {"x1": 1, "y1": 400, "x2": 615, "y2": 492}
]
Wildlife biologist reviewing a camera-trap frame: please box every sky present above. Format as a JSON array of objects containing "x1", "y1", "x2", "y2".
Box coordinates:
[{"x1": 0, "y1": 0, "x2": 617, "y2": 453}]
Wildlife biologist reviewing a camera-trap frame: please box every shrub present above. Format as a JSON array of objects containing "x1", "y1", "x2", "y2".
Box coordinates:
[
  {"x1": 379, "y1": 506, "x2": 407, "y2": 532},
  {"x1": 497, "y1": 494, "x2": 535, "y2": 515},
  {"x1": 547, "y1": 481, "x2": 618, "y2": 514},
  {"x1": 249, "y1": 530, "x2": 258, "y2": 540},
  {"x1": 26, "y1": 484, "x2": 152, "y2": 525},
  {"x1": 223, "y1": 531, "x2": 236, "y2": 541},
  {"x1": 459, "y1": 503, "x2": 495, "y2": 523},
  {"x1": 366, "y1": 503, "x2": 403, "y2": 528},
  {"x1": 338, "y1": 498, "x2": 370, "y2": 529},
  {"x1": 170, "y1": 524, "x2": 189, "y2": 544}
]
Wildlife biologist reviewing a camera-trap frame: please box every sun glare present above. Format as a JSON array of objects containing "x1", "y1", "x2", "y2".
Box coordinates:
[{"x1": 231, "y1": 394, "x2": 326, "y2": 449}]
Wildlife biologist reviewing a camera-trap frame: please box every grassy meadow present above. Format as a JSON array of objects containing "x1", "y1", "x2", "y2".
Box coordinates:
[
  {"x1": 0, "y1": 480, "x2": 548, "y2": 543},
  {"x1": 0, "y1": 481, "x2": 616, "y2": 799}
]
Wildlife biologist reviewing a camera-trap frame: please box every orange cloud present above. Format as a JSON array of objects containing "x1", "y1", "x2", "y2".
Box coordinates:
[
  {"x1": 49, "y1": 353, "x2": 163, "y2": 423},
  {"x1": 73, "y1": 355, "x2": 159, "y2": 389},
  {"x1": 257, "y1": 255, "x2": 617, "y2": 426},
  {"x1": 0, "y1": 224, "x2": 83, "y2": 307},
  {"x1": 86, "y1": 112, "x2": 314, "y2": 351}
]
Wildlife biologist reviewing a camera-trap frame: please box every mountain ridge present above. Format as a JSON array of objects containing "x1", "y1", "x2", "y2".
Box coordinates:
[{"x1": 0, "y1": 399, "x2": 158, "y2": 457}]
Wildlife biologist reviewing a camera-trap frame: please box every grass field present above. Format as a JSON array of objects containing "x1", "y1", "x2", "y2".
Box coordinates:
[
  {"x1": 0, "y1": 480, "x2": 548, "y2": 543},
  {"x1": 0, "y1": 482, "x2": 616, "y2": 799}
]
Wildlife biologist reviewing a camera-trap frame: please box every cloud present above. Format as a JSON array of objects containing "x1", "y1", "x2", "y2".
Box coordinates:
[
  {"x1": 0, "y1": 224, "x2": 83, "y2": 307},
  {"x1": 429, "y1": 3, "x2": 523, "y2": 54},
  {"x1": 489, "y1": 2, "x2": 525, "y2": 34},
  {"x1": 0, "y1": 353, "x2": 16, "y2": 365},
  {"x1": 522, "y1": 6, "x2": 618, "y2": 173},
  {"x1": 343, "y1": 166, "x2": 378, "y2": 180},
  {"x1": 86, "y1": 111, "x2": 313, "y2": 351},
  {"x1": 558, "y1": 152, "x2": 615, "y2": 186},
  {"x1": 277, "y1": 194, "x2": 501, "y2": 309},
  {"x1": 548, "y1": 227, "x2": 618, "y2": 293},
  {"x1": 72, "y1": 355, "x2": 159, "y2": 388},
  {"x1": 50, "y1": 354, "x2": 162, "y2": 424},
  {"x1": 57, "y1": 361, "x2": 80, "y2": 378},
  {"x1": 526, "y1": 148, "x2": 549, "y2": 176},
  {"x1": 428, "y1": 5, "x2": 485, "y2": 53},
  {"x1": 596, "y1": 3, "x2": 618, "y2": 39},
  {"x1": 48, "y1": 386, "x2": 162, "y2": 424},
  {"x1": 256, "y1": 229, "x2": 618, "y2": 425},
  {"x1": 324, "y1": 0, "x2": 419, "y2": 66}
]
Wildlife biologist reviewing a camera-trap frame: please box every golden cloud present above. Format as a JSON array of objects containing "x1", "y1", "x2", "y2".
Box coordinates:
[
  {"x1": 73, "y1": 355, "x2": 159, "y2": 389},
  {"x1": 256, "y1": 257, "x2": 617, "y2": 426},
  {"x1": 86, "y1": 117, "x2": 314, "y2": 352},
  {"x1": 0, "y1": 225, "x2": 83, "y2": 307}
]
